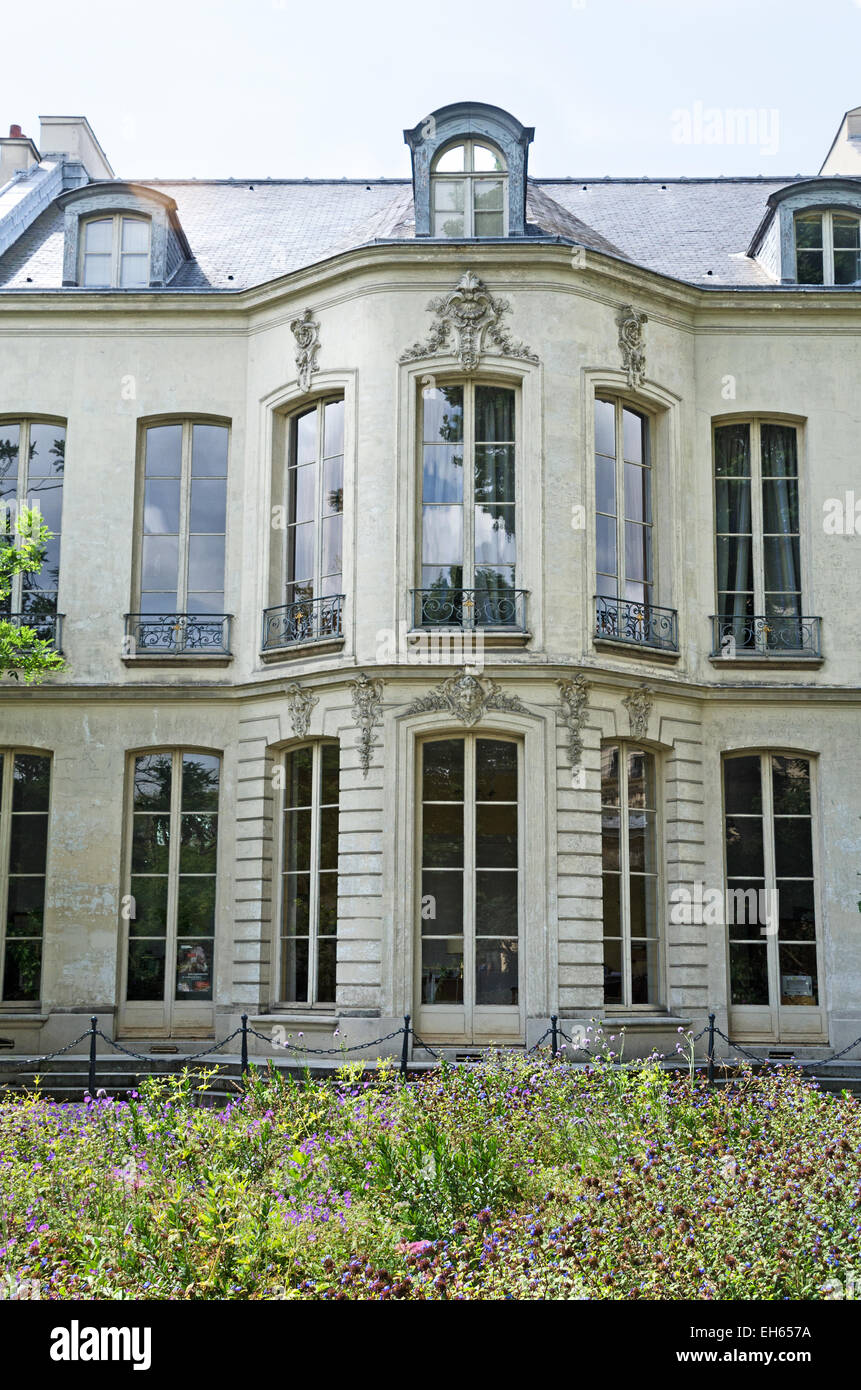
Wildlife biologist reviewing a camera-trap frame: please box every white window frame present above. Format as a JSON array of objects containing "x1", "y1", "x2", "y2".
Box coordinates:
[
  {"x1": 80, "y1": 213, "x2": 152, "y2": 288},
  {"x1": 793, "y1": 209, "x2": 861, "y2": 285},
  {"x1": 0, "y1": 750, "x2": 51, "y2": 1005},
  {"x1": 601, "y1": 741, "x2": 663, "y2": 1011},
  {"x1": 134, "y1": 417, "x2": 230, "y2": 618},
  {"x1": 431, "y1": 139, "x2": 509, "y2": 238},
  {"x1": 712, "y1": 416, "x2": 803, "y2": 620},
  {"x1": 282, "y1": 397, "x2": 345, "y2": 606},
  {"x1": 276, "y1": 741, "x2": 340, "y2": 1009},
  {"x1": 594, "y1": 396, "x2": 654, "y2": 605},
  {"x1": 0, "y1": 416, "x2": 65, "y2": 615}
]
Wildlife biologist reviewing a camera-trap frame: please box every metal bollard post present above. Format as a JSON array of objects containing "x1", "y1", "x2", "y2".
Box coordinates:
[
  {"x1": 550, "y1": 1014, "x2": 558, "y2": 1058},
  {"x1": 88, "y1": 1016, "x2": 98, "y2": 1095},
  {"x1": 707, "y1": 1012, "x2": 716, "y2": 1086},
  {"x1": 240, "y1": 1013, "x2": 249, "y2": 1076},
  {"x1": 400, "y1": 1014, "x2": 411, "y2": 1079}
]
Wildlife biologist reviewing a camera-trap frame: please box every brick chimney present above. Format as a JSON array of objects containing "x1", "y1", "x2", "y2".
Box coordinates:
[{"x1": 0, "y1": 124, "x2": 40, "y2": 187}]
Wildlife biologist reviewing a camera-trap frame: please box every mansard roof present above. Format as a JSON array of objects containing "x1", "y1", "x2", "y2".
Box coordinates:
[{"x1": 0, "y1": 170, "x2": 816, "y2": 292}]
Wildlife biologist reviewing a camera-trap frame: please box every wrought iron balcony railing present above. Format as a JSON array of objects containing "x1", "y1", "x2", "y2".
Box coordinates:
[
  {"x1": 262, "y1": 593, "x2": 344, "y2": 651},
  {"x1": 710, "y1": 614, "x2": 822, "y2": 658},
  {"x1": 1, "y1": 611, "x2": 64, "y2": 652},
  {"x1": 125, "y1": 613, "x2": 232, "y2": 656},
  {"x1": 594, "y1": 595, "x2": 678, "y2": 652},
  {"x1": 411, "y1": 587, "x2": 527, "y2": 631}
]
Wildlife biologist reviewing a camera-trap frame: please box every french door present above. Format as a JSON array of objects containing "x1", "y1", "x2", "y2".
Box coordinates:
[
  {"x1": 119, "y1": 750, "x2": 220, "y2": 1036},
  {"x1": 416, "y1": 734, "x2": 523, "y2": 1044},
  {"x1": 724, "y1": 752, "x2": 825, "y2": 1043}
]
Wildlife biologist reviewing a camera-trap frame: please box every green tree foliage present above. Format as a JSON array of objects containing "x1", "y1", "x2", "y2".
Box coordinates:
[{"x1": 0, "y1": 507, "x2": 65, "y2": 683}]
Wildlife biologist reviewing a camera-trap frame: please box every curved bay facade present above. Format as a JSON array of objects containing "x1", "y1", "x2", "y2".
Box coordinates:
[{"x1": 1, "y1": 103, "x2": 859, "y2": 1060}]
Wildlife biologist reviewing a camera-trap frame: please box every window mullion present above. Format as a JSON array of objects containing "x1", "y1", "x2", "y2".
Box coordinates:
[
  {"x1": 824, "y1": 213, "x2": 835, "y2": 285},
  {"x1": 750, "y1": 421, "x2": 765, "y2": 617},
  {"x1": 178, "y1": 424, "x2": 192, "y2": 619},
  {"x1": 0, "y1": 755, "x2": 11, "y2": 999},
  {"x1": 113, "y1": 217, "x2": 121, "y2": 288},
  {"x1": 309, "y1": 745, "x2": 322, "y2": 1003},
  {"x1": 166, "y1": 751, "x2": 182, "y2": 1016},
  {"x1": 315, "y1": 403, "x2": 324, "y2": 599},
  {"x1": 760, "y1": 754, "x2": 780, "y2": 1009},
  {"x1": 619, "y1": 747, "x2": 632, "y2": 1007},
  {"x1": 616, "y1": 401, "x2": 625, "y2": 598},
  {"x1": 464, "y1": 387, "x2": 474, "y2": 591}
]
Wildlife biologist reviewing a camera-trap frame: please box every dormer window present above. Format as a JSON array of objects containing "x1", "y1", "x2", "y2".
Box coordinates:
[
  {"x1": 431, "y1": 141, "x2": 507, "y2": 237},
  {"x1": 82, "y1": 215, "x2": 151, "y2": 288},
  {"x1": 795, "y1": 210, "x2": 861, "y2": 284}
]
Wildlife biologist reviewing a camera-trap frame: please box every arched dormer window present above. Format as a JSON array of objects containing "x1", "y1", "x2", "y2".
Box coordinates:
[
  {"x1": 82, "y1": 214, "x2": 151, "y2": 288},
  {"x1": 57, "y1": 182, "x2": 191, "y2": 288},
  {"x1": 431, "y1": 140, "x2": 507, "y2": 238},
  {"x1": 794, "y1": 210, "x2": 861, "y2": 285},
  {"x1": 404, "y1": 102, "x2": 533, "y2": 239}
]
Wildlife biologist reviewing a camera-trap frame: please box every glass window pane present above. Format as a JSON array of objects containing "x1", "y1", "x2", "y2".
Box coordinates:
[
  {"x1": 190, "y1": 478, "x2": 226, "y2": 534},
  {"x1": 603, "y1": 935, "x2": 622, "y2": 1004},
  {"x1": 85, "y1": 218, "x2": 112, "y2": 253},
  {"x1": 294, "y1": 409, "x2": 317, "y2": 465},
  {"x1": 422, "y1": 939, "x2": 463, "y2": 1003},
  {"x1": 421, "y1": 870, "x2": 463, "y2": 936},
  {"x1": 321, "y1": 513, "x2": 342, "y2": 577},
  {"x1": 322, "y1": 399, "x2": 344, "y2": 458},
  {"x1": 120, "y1": 255, "x2": 149, "y2": 288},
  {"x1": 630, "y1": 939, "x2": 660, "y2": 1005},
  {"x1": 714, "y1": 423, "x2": 750, "y2": 477},
  {"x1": 131, "y1": 815, "x2": 171, "y2": 874},
  {"x1": 128, "y1": 876, "x2": 168, "y2": 936},
  {"x1": 0, "y1": 424, "x2": 20, "y2": 502},
  {"x1": 763, "y1": 537, "x2": 800, "y2": 595},
  {"x1": 423, "y1": 445, "x2": 464, "y2": 503},
  {"x1": 475, "y1": 872, "x2": 518, "y2": 937},
  {"x1": 319, "y1": 873, "x2": 337, "y2": 935},
  {"x1": 596, "y1": 454, "x2": 615, "y2": 514},
  {"x1": 625, "y1": 463, "x2": 650, "y2": 523},
  {"x1": 181, "y1": 753, "x2": 220, "y2": 810},
  {"x1": 192, "y1": 424, "x2": 228, "y2": 476},
  {"x1": 287, "y1": 521, "x2": 314, "y2": 582},
  {"x1": 473, "y1": 181, "x2": 503, "y2": 213},
  {"x1": 83, "y1": 254, "x2": 112, "y2": 286},
  {"x1": 281, "y1": 936, "x2": 309, "y2": 1001},
  {"x1": 187, "y1": 535, "x2": 224, "y2": 592},
  {"x1": 285, "y1": 747, "x2": 313, "y2": 807},
  {"x1": 777, "y1": 879, "x2": 816, "y2": 941},
  {"x1": 126, "y1": 940, "x2": 165, "y2": 1001},
  {"x1": 629, "y1": 875, "x2": 658, "y2": 939},
  {"x1": 435, "y1": 145, "x2": 465, "y2": 172},
  {"x1": 774, "y1": 817, "x2": 813, "y2": 878},
  {"x1": 434, "y1": 180, "x2": 465, "y2": 212},
  {"x1": 760, "y1": 424, "x2": 797, "y2": 477},
  {"x1": 833, "y1": 215, "x2": 860, "y2": 248},
  {"x1": 423, "y1": 740, "x2": 464, "y2": 801},
  {"x1": 716, "y1": 534, "x2": 753, "y2": 597},
  {"x1": 133, "y1": 754, "x2": 172, "y2": 811},
  {"x1": 594, "y1": 399, "x2": 615, "y2": 458},
  {"x1": 434, "y1": 212, "x2": 465, "y2": 238},
  {"x1": 771, "y1": 756, "x2": 810, "y2": 814},
  {"x1": 476, "y1": 739, "x2": 517, "y2": 802},
  {"x1": 622, "y1": 410, "x2": 645, "y2": 464},
  {"x1": 9, "y1": 814, "x2": 48, "y2": 873},
  {"x1": 625, "y1": 522, "x2": 651, "y2": 585},
  {"x1": 179, "y1": 813, "x2": 218, "y2": 873},
  {"x1": 320, "y1": 805, "x2": 338, "y2": 871},
  {"x1": 423, "y1": 386, "x2": 464, "y2": 443},
  {"x1": 423, "y1": 803, "x2": 464, "y2": 868},
  {"x1": 796, "y1": 249, "x2": 824, "y2": 284},
  {"x1": 762, "y1": 478, "x2": 799, "y2": 534},
  {"x1": 795, "y1": 214, "x2": 822, "y2": 249},
  {"x1": 474, "y1": 444, "x2": 514, "y2": 502},
  {"x1": 596, "y1": 513, "x2": 617, "y2": 577},
  {"x1": 322, "y1": 455, "x2": 343, "y2": 515},
  {"x1": 175, "y1": 941, "x2": 213, "y2": 999},
  {"x1": 627, "y1": 750, "x2": 655, "y2": 809},
  {"x1": 27, "y1": 424, "x2": 65, "y2": 480},
  {"x1": 472, "y1": 144, "x2": 504, "y2": 172},
  {"x1": 145, "y1": 425, "x2": 182, "y2": 477},
  {"x1": 724, "y1": 756, "x2": 762, "y2": 814},
  {"x1": 12, "y1": 754, "x2": 50, "y2": 811},
  {"x1": 321, "y1": 744, "x2": 340, "y2": 805},
  {"x1": 284, "y1": 808, "x2": 312, "y2": 873},
  {"x1": 122, "y1": 218, "x2": 149, "y2": 252},
  {"x1": 602, "y1": 871, "x2": 621, "y2": 935},
  {"x1": 475, "y1": 940, "x2": 518, "y2": 1005},
  {"x1": 475, "y1": 505, "x2": 516, "y2": 565},
  {"x1": 601, "y1": 745, "x2": 620, "y2": 805},
  {"x1": 834, "y1": 250, "x2": 861, "y2": 285},
  {"x1": 282, "y1": 875, "x2": 310, "y2": 937},
  {"x1": 730, "y1": 942, "x2": 769, "y2": 1005},
  {"x1": 422, "y1": 505, "x2": 463, "y2": 563},
  {"x1": 475, "y1": 804, "x2": 517, "y2": 868},
  {"x1": 725, "y1": 814, "x2": 764, "y2": 878},
  {"x1": 144, "y1": 479, "x2": 180, "y2": 534},
  {"x1": 288, "y1": 464, "x2": 315, "y2": 526},
  {"x1": 177, "y1": 877, "x2": 216, "y2": 936},
  {"x1": 628, "y1": 809, "x2": 657, "y2": 873},
  {"x1": 6, "y1": 877, "x2": 46, "y2": 937},
  {"x1": 779, "y1": 943, "x2": 818, "y2": 1005},
  {"x1": 317, "y1": 939, "x2": 336, "y2": 1003}
]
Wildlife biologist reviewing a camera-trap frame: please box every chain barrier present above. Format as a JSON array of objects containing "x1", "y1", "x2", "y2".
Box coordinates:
[
  {"x1": 0, "y1": 1028, "x2": 93, "y2": 1069},
  {"x1": 246, "y1": 1025, "x2": 405, "y2": 1057}
]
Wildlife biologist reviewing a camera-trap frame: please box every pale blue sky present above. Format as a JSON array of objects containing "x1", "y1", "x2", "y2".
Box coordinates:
[{"x1": 5, "y1": 0, "x2": 861, "y2": 180}]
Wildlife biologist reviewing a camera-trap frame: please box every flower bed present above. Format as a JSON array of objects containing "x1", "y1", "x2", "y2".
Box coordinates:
[{"x1": 1, "y1": 1052, "x2": 859, "y2": 1300}]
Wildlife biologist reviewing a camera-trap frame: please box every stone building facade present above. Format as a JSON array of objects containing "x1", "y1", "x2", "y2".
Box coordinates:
[{"x1": 1, "y1": 102, "x2": 860, "y2": 1061}]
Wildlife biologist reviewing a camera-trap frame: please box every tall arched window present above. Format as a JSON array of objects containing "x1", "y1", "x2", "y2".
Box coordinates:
[{"x1": 431, "y1": 141, "x2": 507, "y2": 238}]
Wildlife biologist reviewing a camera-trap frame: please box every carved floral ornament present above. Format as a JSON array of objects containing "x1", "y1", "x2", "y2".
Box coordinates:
[
  {"x1": 617, "y1": 304, "x2": 647, "y2": 389},
  {"x1": 406, "y1": 672, "x2": 528, "y2": 727},
  {"x1": 557, "y1": 675, "x2": 590, "y2": 774},
  {"x1": 400, "y1": 271, "x2": 538, "y2": 373},
  {"x1": 623, "y1": 684, "x2": 653, "y2": 742},
  {"x1": 350, "y1": 673, "x2": 385, "y2": 777},
  {"x1": 290, "y1": 307, "x2": 321, "y2": 393},
  {"x1": 285, "y1": 682, "x2": 318, "y2": 741}
]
